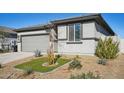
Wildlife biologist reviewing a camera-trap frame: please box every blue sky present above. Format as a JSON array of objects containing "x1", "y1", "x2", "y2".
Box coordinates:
[{"x1": 0, "y1": 13, "x2": 123, "y2": 38}]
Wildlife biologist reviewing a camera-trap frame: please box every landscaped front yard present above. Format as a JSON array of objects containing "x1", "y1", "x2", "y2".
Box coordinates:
[
  {"x1": 15, "y1": 57, "x2": 70, "y2": 73},
  {"x1": 0, "y1": 55, "x2": 124, "y2": 79}
]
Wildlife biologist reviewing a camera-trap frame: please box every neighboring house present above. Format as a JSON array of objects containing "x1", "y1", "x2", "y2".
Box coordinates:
[
  {"x1": 15, "y1": 14, "x2": 116, "y2": 55},
  {"x1": 0, "y1": 26, "x2": 17, "y2": 52}
]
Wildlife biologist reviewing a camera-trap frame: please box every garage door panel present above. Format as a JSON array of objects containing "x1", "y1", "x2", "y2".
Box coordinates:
[{"x1": 22, "y1": 35, "x2": 49, "y2": 52}]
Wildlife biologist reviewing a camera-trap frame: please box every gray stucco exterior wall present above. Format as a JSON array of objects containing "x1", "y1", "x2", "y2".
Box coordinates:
[{"x1": 57, "y1": 22, "x2": 97, "y2": 55}]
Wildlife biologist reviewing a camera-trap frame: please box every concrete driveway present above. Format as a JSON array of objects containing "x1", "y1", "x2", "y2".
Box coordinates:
[{"x1": 0, "y1": 52, "x2": 34, "y2": 64}]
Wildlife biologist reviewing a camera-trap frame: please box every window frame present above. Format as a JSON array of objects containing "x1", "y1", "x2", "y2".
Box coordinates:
[{"x1": 68, "y1": 23, "x2": 81, "y2": 42}]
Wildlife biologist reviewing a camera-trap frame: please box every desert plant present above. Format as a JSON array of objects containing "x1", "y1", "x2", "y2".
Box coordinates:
[
  {"x1": 76, "y1": 55, "x2": 80, "y2": 59},
  {"x1": 95, "y1": 37, "x2": 119, "y2": 59},
  {"x1": 24, "y1": 66, "x2": 33, "y2": 75},
  {"x1": 97, "y1": 58, "x2": 107, "y2": 65},
  {"x1": 70, "y1": 71, "x2": 100, "y2": 79},
  {"x1": 68, "y1": 57, "x2": 82, "y2": 70},
  {"x1": 34, "y1": 50, "x2": 41, "y2": 57},
  {"x1": 54, "y1": 54, "x2": 61, "y2": 62},
  {"x1": 56, "y1": 54, "x2": 61, "y2": 59},
  {"x1": 47, "y1": 49, "x2": 55, "y2": 65}
]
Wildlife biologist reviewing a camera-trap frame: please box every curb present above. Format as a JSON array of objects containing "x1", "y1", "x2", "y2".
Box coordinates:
[{"x1": 42, "y1": 60, "x2": 73, "y2": 75}]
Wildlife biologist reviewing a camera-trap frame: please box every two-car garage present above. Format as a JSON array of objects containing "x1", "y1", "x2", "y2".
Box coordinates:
[
  {"x1": 21, "y1": 34, "x2": 49, "y2": 52},
  {"x1": 16, "y1": 24, "x2": 56, "y2": 53}
]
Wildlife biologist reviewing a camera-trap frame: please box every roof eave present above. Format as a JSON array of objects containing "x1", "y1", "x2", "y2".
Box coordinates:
[
  {"x1": 97, "y1": 15, "x2": 115, "y2": 35},
  {"x1": 14, "y1": 24, "x2": 53, "y2": 32},
  {"x1": 51, "y1": 14, "x2": 101, "y2": 24},
  {"x1": 51, "y1": 14, "x2": 115, "y2": 36}
]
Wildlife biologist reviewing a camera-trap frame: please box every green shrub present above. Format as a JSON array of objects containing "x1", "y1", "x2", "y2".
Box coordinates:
[
  {"x1": 0, "y1": 49, "x2": 3, "y2": 53},
  {"x1": 68, "y1": 58, "x2": 82, "y2": 70},
  {"x1": 95, "y1": 37, "x2": 119, "y2": 59},
  {"x1": 0, "y1": 49, "x2": 9, "y2": 53},
  {"x1": 97, "y1": 59, "x2": 107, "y2": 65},
  {"x1": 24, "y1": 66, "x2": 33, "y2": 75},
  {"x1": 70, "y1": 71, "x2": 100, "y2": 79},
  {"x1": 0, "y1": 63, "x2": 2, "y2": 68},
  {"x1": 55, "y1": 54, "x2": 61, "y2": 62}
]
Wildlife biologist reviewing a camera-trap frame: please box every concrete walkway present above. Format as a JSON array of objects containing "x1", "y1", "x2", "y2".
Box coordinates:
[{"x1": 0, "y1": 52, "x2": 34, "y2": 64}]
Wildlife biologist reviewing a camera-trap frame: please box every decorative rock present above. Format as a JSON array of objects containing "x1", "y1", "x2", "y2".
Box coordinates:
[
  {"x1": 55, "y1": 62, "x2": 58, "y2": 65},
  {"x1": 42, "y1": 62, "x2": 59, "y2": 67},
  {"x1": 42, "y1": 62, "x2": 49, "y2": 67}
]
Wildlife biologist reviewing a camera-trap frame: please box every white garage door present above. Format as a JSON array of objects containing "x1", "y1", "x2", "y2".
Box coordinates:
[{"x1": 21, "y1": 34, "x2": 49, "y2": 52}]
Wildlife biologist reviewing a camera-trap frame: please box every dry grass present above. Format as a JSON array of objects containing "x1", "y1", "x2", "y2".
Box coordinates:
[{"x1": 0, "y1": 55, "x2": 124, "y2": 79}]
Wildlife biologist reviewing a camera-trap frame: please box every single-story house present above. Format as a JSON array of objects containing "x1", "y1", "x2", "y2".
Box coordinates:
[
  {"x1": 15, "y1": 14, "x2": 116, "y2": 55},
  {"x1": 0, "y1": 26, "x2": 17, "y2": 52}
]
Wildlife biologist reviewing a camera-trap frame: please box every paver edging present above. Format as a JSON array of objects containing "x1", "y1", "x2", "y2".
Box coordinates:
[{"x1": 15, "y1": 60, "x2": 73, "y2": 75}]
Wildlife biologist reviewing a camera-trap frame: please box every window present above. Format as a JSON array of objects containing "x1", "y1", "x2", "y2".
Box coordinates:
[
  {"x1": 75, "y1": 23, "x2": 81, "y2": 41},
  {"x1": 58, "y1": 25, "x2": 67, "y2": 39},
  {"x1": 68, "y1": 23, "x2": 81, "y2": 41},
  {"x1": 69, "y1": 24, "x2": 74, "y2": 41}
]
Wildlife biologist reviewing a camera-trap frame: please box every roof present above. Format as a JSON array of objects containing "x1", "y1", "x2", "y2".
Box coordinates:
[
  {"x1": 15, "y1": 14, "x2": 115, "y2": 35},
  {"x1": 14, "y1": 24, "x2": 53, "y2": 32},
  {"x1": 51, "y1": 13, "x2": 100, "y2": 24},
  {"x1": 51, "y1": 14, "x2": 115, "y2": 35},
  {"x1": 0, "y1": 26, "x2": 16, "y2": 34}
]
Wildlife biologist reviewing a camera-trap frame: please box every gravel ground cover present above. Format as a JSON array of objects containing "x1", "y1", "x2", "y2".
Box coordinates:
[{"x1": 0, "y1": 55, "x2": 124, "y2": 79}]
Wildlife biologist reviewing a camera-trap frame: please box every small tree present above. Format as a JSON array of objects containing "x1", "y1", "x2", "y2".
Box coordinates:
[
  {"x1": 46, "y1": 24, "x2": 57, "y2": 65},
  {"x1": 95, "y1": 37, "x2": 119, "y2": 59}
]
